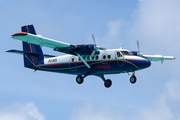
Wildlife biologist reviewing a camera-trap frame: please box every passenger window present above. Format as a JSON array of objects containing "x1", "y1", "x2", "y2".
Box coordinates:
[
  {"x1": 108, "y1": 55, "x2": 111, "y2": 59},
  {"x1": 78, "y1": 57, "x2": 81, "y2": 61},
  {"x1": 103, "y1": 55, "x2": 106, "y2": 59},
  {"x1": 83, "y1": 56, "x2": 85, "y2": 60},
  {"x1": 96, "y1": 56, "x2": 99, "y2": 60},
  {"x1": 72, "y1": 58, "x2": 74, "y2": 62},
  {"x1": 87, "y1": 56, "x2": 90, "y2": 60}
]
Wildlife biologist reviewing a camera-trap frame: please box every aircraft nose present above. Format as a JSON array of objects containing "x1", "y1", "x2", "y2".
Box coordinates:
[
  {"x1": 125, "y1": 58, "x2": 151, "y2": 71},
  {"x1": 145, "y1": 60, "x2": 151, "y2": 67},
  {"x1": 139, "y1": 60, "x2": 151, "y2": 69}
]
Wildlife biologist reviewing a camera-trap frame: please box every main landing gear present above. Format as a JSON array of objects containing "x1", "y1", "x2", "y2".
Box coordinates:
[
  {"x1": 104, "y1": 79, "x2": 112, "y2": 88},
  {"x1": 98, "y1": 75, "x2": 112, "y2": 88},
  {"x1": 76, "y1": 75, "x2": 84, "y2": 84},
  {"x1": 75, "y1": 75, "x2": 112, "y2": 88}
]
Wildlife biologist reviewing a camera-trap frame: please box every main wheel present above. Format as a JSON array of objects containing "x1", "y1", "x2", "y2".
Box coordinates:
[
  {"x1": 130, "y1": 75, "x2": 137, "y2": 84},
  {"x1": 104, "y1": 79, "x2": 112, "y2": 88},
  {"x1": 76, "y1": 75, "x2": 84, "y2": 84}
]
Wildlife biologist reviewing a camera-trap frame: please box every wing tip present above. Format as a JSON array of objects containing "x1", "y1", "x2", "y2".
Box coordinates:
[{"x1": 12, "y1": 32, "x2": 28, "y2": 37}]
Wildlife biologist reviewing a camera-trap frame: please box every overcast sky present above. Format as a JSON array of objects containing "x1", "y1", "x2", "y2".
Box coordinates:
[{"x1": 1, "y1": 0, "x2": 180, "y2": 120}]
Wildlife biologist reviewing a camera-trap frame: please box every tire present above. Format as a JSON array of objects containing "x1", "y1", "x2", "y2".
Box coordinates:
[
  {"x1": 76, "y1": 75, "x2": 84, "y2": 84},
  {"x1": 104, "y1": 79, "x2": 112, "y2": 88},
  {"x1": 130, "y1": 75, "x2": 137, "y2": 84}
]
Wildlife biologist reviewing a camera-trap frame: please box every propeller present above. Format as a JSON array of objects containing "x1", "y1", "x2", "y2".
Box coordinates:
[
  {"x1": 136, "y1": 40, "x2": 142, "y2": 57},
  {"x1": 92, "y1": 34, "x2": 97, "y2": 46},
  {"x1": 90, "y1": 34, "x2": 106, "y2": 58},
  {"x1": 136, "y1": 40, "x2": 140, "y2": 53},
  {"x1": 90, "y1": 34, "x2": 97, "y2": 58}
]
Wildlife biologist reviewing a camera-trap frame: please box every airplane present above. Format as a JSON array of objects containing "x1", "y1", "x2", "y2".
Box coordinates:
[{"x1": 7, "y1": 24, "x2": 175, "y2": 88}]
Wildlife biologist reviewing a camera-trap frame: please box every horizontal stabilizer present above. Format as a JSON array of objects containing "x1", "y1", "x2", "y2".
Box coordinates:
[
  {"x1": 6, "y1": 49, "x2": 39, "y2": 56},
  {"x1": 6, "y1": 49, "x2": 56, "y2": 58},
  {"x1": 43, "y1": 54, "x2": 56, "y2": 58}
]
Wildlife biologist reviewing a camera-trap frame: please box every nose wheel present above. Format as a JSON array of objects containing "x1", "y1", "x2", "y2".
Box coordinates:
[{"x1": 130, "y1": 75, "x2": 137, "y2": 84}]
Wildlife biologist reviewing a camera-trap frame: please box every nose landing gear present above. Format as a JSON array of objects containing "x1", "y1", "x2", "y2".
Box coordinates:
[{"x1": 130, "y1": 72, "x2": 137, "y2": 84}]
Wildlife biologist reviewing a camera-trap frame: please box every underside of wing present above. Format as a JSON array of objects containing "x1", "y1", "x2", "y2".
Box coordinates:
[
  {"x1": 11, "y1": 32, "x2": 99, "y2": 56},
  {"x1": 142, "y1": 54, "x2": 175, "y2": 63},
  {"x1": 12, "y1": 32, "x2": 75, "y2": 49},
  {"x1": 12, "y1": 32, "x2": 78, "y2": 55},
  {"x1": 142, "y1": 55, "x2": 175, "y2": 61}
]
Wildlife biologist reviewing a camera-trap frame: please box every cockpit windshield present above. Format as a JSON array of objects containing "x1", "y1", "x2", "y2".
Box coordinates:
[{"x1": 121, "y1": 51, "x2": 132, "y2": 55}]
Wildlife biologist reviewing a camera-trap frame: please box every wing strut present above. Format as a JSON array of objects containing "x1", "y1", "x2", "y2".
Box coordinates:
[{"x1": 75, "y1": 52, "x2": 91, "y2": 68}]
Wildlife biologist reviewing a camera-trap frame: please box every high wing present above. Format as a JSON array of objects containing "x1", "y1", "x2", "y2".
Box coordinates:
[
  {"x1": 131, "y1": 51, "x2": 175, "y2": 63},
  {"x1": 142, "y1": 55, "x2": 175, "y2": 63},
  {"x1": 11, "y1": 32, "x2": 77, "y2": 55},
  {"x1": 131, "y1": 40, "x2": 175, "y2": 63},
  {"x1": 11, "y1": 32, "x2": 99, "y2": 56}
]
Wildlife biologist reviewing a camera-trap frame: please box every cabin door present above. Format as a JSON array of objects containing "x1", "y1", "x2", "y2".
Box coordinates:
[
  {"x1": 115, "y1": 51, "x2": 124, "y2": 66},
  {"x1": 69, "y1": 56, "x2": 77, "y2": 71}
]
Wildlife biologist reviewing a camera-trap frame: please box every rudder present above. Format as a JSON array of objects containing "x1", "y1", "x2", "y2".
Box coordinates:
[{"x1": 21, "y1": 25, "x2": 44, "y2": 69}]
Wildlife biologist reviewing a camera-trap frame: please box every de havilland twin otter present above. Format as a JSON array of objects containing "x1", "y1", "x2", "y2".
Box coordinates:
[{"x1": 7, "y1": 24, "x2": 175, "y2": 88}]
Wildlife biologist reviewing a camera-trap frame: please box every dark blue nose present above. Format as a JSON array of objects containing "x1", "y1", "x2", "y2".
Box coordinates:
[
  {"x1": 139, "y1": 60, "x2": 151, "y2": 69},
  {"x1": 130, "y1": 59, "x2": 151, "y2": 70}
]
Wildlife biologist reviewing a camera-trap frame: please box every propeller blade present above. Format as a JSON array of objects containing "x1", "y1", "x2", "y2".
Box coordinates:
[
  {"x1": 92, "y1": 34, "x2": 106, "y2": 51},
  {"x1": 136, "y1": 40, "x2": 140, "y2": 53},
  {"x1": 94, "y1": 46, "x2": 106, "y2": 50},
  {"x1": 90, "y1": 50, "x2": 96, "y2": 58},
  {"x1": 99, "y1": 47, "x2": 106, "y2": 50},
  {"x1": 92, "y1": 34, "x2": 97, "y2": 46}
]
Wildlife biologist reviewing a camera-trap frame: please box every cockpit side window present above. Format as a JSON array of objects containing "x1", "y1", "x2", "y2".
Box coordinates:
[
  {"x1": 121, "y1": 51, "x2": 132, "y2": 55},
  {"x1": 117, "y1": 52, "x2": 122, "y2": 57}
]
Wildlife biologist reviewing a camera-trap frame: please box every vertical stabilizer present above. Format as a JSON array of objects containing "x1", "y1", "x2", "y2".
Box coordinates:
[{"x1": 21, "y1": 25, "x2": 44, "y2": 69}]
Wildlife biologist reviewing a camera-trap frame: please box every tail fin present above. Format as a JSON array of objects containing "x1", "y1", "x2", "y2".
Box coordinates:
[{"x1": 21, "y1": 25, "x2": 44, "y2": 69}]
